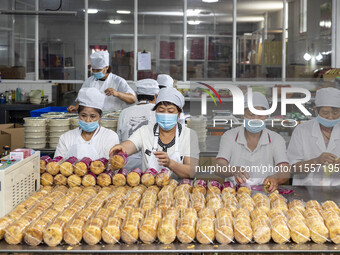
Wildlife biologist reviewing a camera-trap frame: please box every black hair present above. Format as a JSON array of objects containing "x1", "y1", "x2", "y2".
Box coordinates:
[
  {"x1": 152, "y1": 101, "x2": 182, "y2": 113},
  {"x1": 78, "y1": 105, "x2": 103, "y2": 116},
  {"x1": 159, "y1": 85, "x2": 166, "y2": 89},
  {"x1": 137, "y1": 94, "x2": 156, "y2": 102}
]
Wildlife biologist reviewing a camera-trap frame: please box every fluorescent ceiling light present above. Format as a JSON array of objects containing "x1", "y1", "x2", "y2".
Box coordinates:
[
  {"x1": 202, "y1": 0, "x2": 219, "y2": 2},
  {"x1": 238, "y1": 1, "x2": 283, "y2": 10},
  {"x1": 187, "y1": 9, "x2": 201, "y2": 16},
  {"x1": 303, "y1": 53, "x2": 311, "y2": 61},
  {"x1": 236, "y1": 16, "x2": 264, "y2": 22},
  {"x1": 316, "y1": 53, "x2": 323, "y2": 61},
  {"x1": 109, "y1": 19, "x2": 122, "y2": 24},
  {"x1": 84, "y1": 9, "x2": 98, "y2": 14},
  {"x1": 117, "y1": 10, "x2": 131, "y2": 14},
  {"x1": 188, "y1": 20, "x2": 201, "y2": 25}
]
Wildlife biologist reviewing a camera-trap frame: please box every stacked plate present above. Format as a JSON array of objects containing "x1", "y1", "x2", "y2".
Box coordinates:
[
  {"x1": 41, "y1": 112, "x2": 65, "y2": 119},
  {"x1": 70, "y1": 117, "x2": 79, "y2": 129},
  {"x1": 100, "y1": 118, "x2": 118, "y2": 132},
  {"x1": 24, "y1": 117, "x2": 47, "y2": 149},
  {"x1": 187, "y1": 115, "x2": 207, "y2": 151},
  {"x1": 48, "y1": 118, "x2": 70, "y2": 149}
]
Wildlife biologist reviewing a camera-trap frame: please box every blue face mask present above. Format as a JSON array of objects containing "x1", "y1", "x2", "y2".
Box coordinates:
[
  {"x1": 156, "y1": 113, "x2": 178, "y2": 131},
  {"x1": 93, "y1": 70, "x2": 105, "y2": 80},
  {"x1": 78, "y1": 119, "x2": 99, "y2": 132},
  {"x1": 316, "y1": 115, "x2": 340, "y2": 128},
  {"x1": 244, "y1": 118, "x2": 266, "y2": 133}
]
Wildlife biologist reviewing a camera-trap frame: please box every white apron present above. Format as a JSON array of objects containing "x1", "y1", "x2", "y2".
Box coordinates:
[
  {"x1": 148, "y1": 125, "x2": 182, "y2": 180},
  {"x1": 65, "y1": 128, "x2": 100, "y2": 161}
]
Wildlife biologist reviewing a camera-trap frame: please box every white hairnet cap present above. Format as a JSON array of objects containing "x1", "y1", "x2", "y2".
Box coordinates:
[
  {"x1": 78, "y1": 88, "x2": 105, "y2": 111},
  {"x1": 315, "y1": 87, "x2": 340, "y2": 108},
  {"x1": 90, "y1": 51, "x2": 109, "y2": 69},
  {"x1": 155, "y1": 87, "x2": 185, "y2": 109},
  {"x1": 136, "y1": 79, "x2": 159, "y2": 96},
  {"x1": 157, "y1": 74, "x2": 174, "y2": 88},
  {"x1": 244, "y1": 91, "x2": 269, "y2": 110}
]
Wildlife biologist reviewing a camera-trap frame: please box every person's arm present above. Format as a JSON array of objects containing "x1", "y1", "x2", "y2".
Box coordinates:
[
  {"x1": 110, "y1": 125, "x2": 145, "y2": 156},
  {"x1": 264, "y1": 163, "x2": 290, "y2": 193},
  {"x1": 292, "y1": 152, "x2": 338, "y2": 173},
  {"x1": 153, "y1": 151, "x2": 198, "y2": 179},
  {"x1": 67, "y1": 101, "x2": 79, "y2": 113},
  {"x1": 216, "y1": 158, "x2": 250, "y2": 184},
  {"x1": 104, "y1": 88, "x2": 136, "y2": 104},
  {"x1": 109, "y1": 140, "x2": 138, "y2": 156}
]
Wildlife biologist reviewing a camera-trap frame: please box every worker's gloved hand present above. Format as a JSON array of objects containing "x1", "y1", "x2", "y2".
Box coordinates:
[
  {"x1": 234, "y1": 167, "x2": 250, "y2": 185},
  {"x1": 109, "y1": 145, "x2": 126, "y2": 157},
  {"x1": 105, "y1": 88, "x2": 117, "y2": 97},
  {"x1": 263, "y1": 176, "x2": 279, "y2": 193},
  {"x1": 67, "y1": 105, "x2": 78, "y2": 113},
  {"x1": 316, "y1": 152, "x2": 338, "y2": 165},
  {"x1": 154, "y1": 151, "x2": 171, "y2": 167}
]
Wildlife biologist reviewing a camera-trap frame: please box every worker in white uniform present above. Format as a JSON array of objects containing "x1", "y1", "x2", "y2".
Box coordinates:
[
  {"x1": 67, "y1": 51, "x2": 136, "y2": 113},
  {"x1": 157, "y1": 74, "x2": 174, "y2": 89},
  {"x1": 110, "y1": 87, "x2": 200, "y2": 180},
  {"x1": 216, "y1": 92, "x2": 290, "y2": 192},
  {"x1": 157, "y1": 74, "x2": 187, "y2": 125},
  {"x1": 117, "y1": 79, "x2": 159, "y2": 170},
  {"x1": 55, "y1": 87, "x2": 119, "y2": 160},
  {"x1": 288, "y1": 87, "x2": 340, "y2": 186}
]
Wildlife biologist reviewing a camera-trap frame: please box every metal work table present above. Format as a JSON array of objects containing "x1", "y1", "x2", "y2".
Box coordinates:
[
  {"x1": 0, "y1": 186, "x2": 339, "y2": 253},
  {"x1": 0, "y1": 102, "x2": 54, "y2": 124}
]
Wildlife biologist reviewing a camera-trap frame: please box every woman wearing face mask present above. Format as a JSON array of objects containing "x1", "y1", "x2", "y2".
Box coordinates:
[
  {"x1": 288, "y1": 87, "x2": 340, "y2": 186},
  {"x1": 216, "y1": 92, "x2": 290, "y2": 192},
  {"x1": 67, "y1": 51, "x2": 136, "y2": 113},
  {"x1": 55, "y1": 88, "x2": 119, "y2": 160},
  {"x1": 109, "y1": 87, "x2": 200, "y2": 180}
]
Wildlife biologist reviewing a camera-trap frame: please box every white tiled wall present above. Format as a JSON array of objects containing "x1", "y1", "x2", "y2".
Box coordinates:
[{"x1": 0, "y1": 82, "x2": 53, "y2": 101}]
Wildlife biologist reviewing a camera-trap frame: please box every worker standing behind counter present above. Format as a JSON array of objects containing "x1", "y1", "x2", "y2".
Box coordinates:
[
  {"x1": 67, "y1": 51, "x2": 136, "y2": 113},
  {"x1": 55, "y1": 88, "x2": 119, "y2": 160},
  {"x1": 288, "y1": 87, "x2": 340, "y2": 186},
  {"x1": 157, "y1": 74, "x2": 174, "y2": 89},
  {"x1": 117, "y1": 79, "x2": 159, "y2": 170},
  {"x1": 110, "y1": 87, "x2": 200, "y2": 180},
  {"x1": 216, "y1": 92, "x2": 290, "y2": 192}
]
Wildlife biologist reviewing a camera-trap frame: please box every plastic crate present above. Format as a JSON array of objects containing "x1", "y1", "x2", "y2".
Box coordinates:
[
  {"x1": 0, "y1": 152, "x2": 40, "y2": 217},
  {"x1": 30, "y1": 106, "x2": 68, "y2": 117}
]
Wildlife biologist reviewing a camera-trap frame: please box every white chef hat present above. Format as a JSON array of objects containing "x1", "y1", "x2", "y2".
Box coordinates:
[
  {"x1": 157, "y1": 74, "x2": 174, "y2": 88},
  {"x1": 90, "y1": 51, "x2": 109, "y2": 69},
  {"x1": 136, "y1": 79, "x2": 160, "y2": 96},
  {"x1": 155, "y1": 87, "x2": 185, "y2": 109},
  {"x1": 315, "y1": 87, "x2": 340, "y2": 108},
  {"x1": 78, "y1": 88, "x2": 105, "y2": 111},
  {"x1": 244, "y1": 91, "x2": 269, "y2": 110}
]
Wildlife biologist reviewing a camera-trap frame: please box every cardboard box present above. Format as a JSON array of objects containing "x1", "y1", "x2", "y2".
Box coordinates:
[
  {"x1": 0, "y1": 124, "x2": 25, "y2": 155},
  {"x1": 0, "y1": 66, "x2": 26, "y2": 79}
]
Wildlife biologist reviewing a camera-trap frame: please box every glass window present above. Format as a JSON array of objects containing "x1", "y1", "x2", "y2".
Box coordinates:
[
  {"x1": 287, "y1": 0, "x2": 332, "y2": 81},
  {"x1": 0, "y1": 0, "x2": 35, "y2": 79},
  {"x1": 138, "y1": 0, "x2": 184, "y2": 81},
  {"x1": 237, "y1": 0, "x2": 284, "y2": 80},
  {"x1": 89, "y1": 0, "x2": 134, "y2": 80},
  {"x1": 187, "y1": 1, "x2": 233, "y2": 80},
  {"x1": 39, "y1": 0, "x2": 84, "y2": 80}
]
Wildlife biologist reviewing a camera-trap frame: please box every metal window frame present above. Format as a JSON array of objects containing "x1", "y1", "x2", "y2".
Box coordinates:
[{"x1": 8, "y1": 0, "x2": 339, "y2": 84}]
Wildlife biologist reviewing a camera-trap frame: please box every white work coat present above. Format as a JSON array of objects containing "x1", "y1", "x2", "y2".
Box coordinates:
[
  {"x1": 80, "y1": 73, "x2": 136, "y2": 111},
  {"x1": 288, "y1": 118, "x2": 340, "y2": 186},
  {"x1": 54, "y1": 126, "x2": 119, "y2": 160}
]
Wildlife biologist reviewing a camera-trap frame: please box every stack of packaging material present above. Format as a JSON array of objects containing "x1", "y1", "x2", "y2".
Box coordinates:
[
  {"x1": 24, "y1": 117, "x2": 47, "y2": 149},
  {"x1": 48, "y1": 118, "x2": 70, "y2": 149}
]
